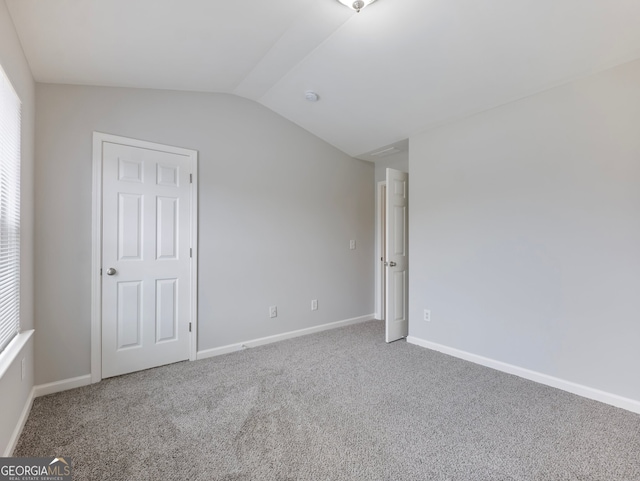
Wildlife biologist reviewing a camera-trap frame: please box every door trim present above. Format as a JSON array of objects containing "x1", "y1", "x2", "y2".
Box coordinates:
[
  {"x1": 374, "y1": 181, "x2": 386, "y2": 320},
  {"x1": 91, "y1": 132, "x2": 199, "y2": 383}
]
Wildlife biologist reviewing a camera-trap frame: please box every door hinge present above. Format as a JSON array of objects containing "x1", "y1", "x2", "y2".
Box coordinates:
[
  {"x1": 100, "y1": 268, "x2": 102, "y2": 275},
  {"x1": 189, "y1": 322, "x2": 192, "y2": 332},
  {"x1": 190, "y1": 248, "x2": 192, "y2": 258},
  {"x1": 190, "y1": 173, "x2": 193, "y2": 184}
]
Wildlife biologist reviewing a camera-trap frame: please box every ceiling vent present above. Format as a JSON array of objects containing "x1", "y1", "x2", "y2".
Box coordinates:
[{"x1": 370, "y1": 146, "x2": 401, "y2": 158}]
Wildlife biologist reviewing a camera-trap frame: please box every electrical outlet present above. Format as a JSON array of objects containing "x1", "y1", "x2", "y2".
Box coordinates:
[
  {"x1": 424, "y1": 309, "x2": 431, "y2": 322},
  {"x1": 350, "y1": 240, "x2": 356, "y2": 250},
  {"x1": 311, "y1": 299, "x2": 318, "y2": 311},
  {"x1": 269, "y1": 306, "x2": 277, "y2": 318}
]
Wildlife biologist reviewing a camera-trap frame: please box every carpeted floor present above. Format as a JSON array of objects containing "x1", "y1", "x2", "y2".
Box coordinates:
[{"x1": 15, "y1": 320, "x2": 640, "y2": 480}]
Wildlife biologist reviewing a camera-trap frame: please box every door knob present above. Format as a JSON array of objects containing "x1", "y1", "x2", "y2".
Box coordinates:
[
  {"x1": 106, "y1": 267, "x2": 117, "y2": 276},
  {"x1": 384, "y1": 261, "x2": 397, "y2": 267}
]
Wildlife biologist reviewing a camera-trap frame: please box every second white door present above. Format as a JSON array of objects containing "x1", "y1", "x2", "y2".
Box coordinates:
[
  {"x1": 385, "y1": 168, "x2": 408, "y2": 343},
  {"x1": 100, "y1": 137, "x2": 195, "y2": 378}
]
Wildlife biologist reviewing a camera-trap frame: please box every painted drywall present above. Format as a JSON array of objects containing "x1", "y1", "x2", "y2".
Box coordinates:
[
  {"x1": 0, "y1": 335, "x2": 34, "y2": 456},
  {"x1": 34, "y1": 84, "x2": 374, "y2": 385},
  {"x1": 0, "y1": 0, "x2": 36, "y2": 455},
  {"x1": 409, "y1": 58, "x2": 640, "y2": 402}
]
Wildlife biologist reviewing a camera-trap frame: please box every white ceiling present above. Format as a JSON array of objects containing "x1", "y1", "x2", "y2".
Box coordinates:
[{"x1": 6, "y1": 0, "x2": 640, "y2": 158}]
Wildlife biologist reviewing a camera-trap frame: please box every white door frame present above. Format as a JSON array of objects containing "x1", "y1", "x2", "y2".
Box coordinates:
[
  {"x1": 375, "y1": 181, "x2": 386, "y2": 320},
  {"x1": 91, "y1": 132, "x2": 199, "y2": 383}
]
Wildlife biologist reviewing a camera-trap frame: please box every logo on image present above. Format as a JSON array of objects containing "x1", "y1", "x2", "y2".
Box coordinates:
[{"x1": 0, "y1": 457, "x2": 72, "y2": 481}]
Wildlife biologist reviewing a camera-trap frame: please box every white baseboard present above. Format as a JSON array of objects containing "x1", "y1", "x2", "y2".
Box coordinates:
[
  {"x1": 33, "y1": 374, "x2": 92, "y2": 398},
  {"x1": 407, "y1": 336, "x2": 640, "y2": 415},
  {"x1": 3, "y1": 387, "x2": 35, "y2": 457},
  {"x1": 197, "y1": 314, "x2": 375, "y2": 360},
  {"x1": 5, "y1": 374, "x2": 93, "y2": 456}
]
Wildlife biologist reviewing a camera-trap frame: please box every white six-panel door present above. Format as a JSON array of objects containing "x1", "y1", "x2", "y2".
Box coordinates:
[
  {"x1": 385, "y1": 168, "x2": 408, "y2": 343},
  {"x1": 101, "y1": 140, "x2": 194, "y2": 378}
]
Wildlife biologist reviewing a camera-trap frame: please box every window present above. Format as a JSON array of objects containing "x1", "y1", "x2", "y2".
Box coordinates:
[{"x1": 0, "y1": 65, "x2": 21, "y2": 353}]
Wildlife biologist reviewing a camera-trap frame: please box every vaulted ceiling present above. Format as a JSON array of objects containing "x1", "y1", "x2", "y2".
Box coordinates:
[{"x1": 6, "y1": 0, "x2": 640, "y2": 159}]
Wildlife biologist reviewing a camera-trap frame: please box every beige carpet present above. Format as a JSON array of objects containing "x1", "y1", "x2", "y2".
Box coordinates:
[{"x1": 15, "y1": 320, "x2": 640, "y2": 480}]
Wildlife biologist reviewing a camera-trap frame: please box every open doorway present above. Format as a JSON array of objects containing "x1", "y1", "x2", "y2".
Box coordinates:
[
  {"x1": 375, "y1": 181, "x2": 386, "y2": 320},
  {"x1": 376, "y1": 168, "x2": 408, "y2": 342}
]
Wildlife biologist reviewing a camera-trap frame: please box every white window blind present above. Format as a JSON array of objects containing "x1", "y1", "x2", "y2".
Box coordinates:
[{"x1": 0, "y1": 65, "x2": 21, "y2": 353}]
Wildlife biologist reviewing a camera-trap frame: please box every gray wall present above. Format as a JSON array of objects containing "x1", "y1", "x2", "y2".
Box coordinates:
[
  {"x1": 0, "y1": 0, "x2": 35, "y2": 454},
  {"x1": 35, "y1": 84, "x2": 374, "y2": 384},
  {"x1": 409, "y1": 58, "x2": 640, "y2": 402}
]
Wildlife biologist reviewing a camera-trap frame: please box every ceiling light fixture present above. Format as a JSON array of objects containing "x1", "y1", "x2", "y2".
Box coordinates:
[{"x1": 337, "y1": 0, "x2": 377, "y2": 13}]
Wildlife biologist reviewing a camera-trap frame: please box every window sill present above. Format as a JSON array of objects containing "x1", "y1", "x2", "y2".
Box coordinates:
[{"x1": 0, "y1": 330, "x2": 34, "y2": 380}]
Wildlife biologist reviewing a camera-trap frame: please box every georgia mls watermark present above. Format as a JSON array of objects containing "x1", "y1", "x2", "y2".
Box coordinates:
[{"x1": 0, "y1": 457, "x2": 71, "y2": 481}]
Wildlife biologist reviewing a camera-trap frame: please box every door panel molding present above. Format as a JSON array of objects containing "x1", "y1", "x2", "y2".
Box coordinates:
[{"x1": 91, "y1": 132, "x2": 198, "y2": 383}]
